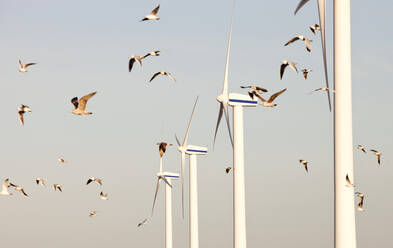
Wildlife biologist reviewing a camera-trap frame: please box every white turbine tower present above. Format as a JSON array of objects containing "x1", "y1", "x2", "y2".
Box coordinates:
[
  {"x1": 151, "y1": 162, "x2": 180, "y2": 248},
  {"x1": 175, "y1": 97, "x2": 208, "y2": 248},
  {"x1": 214, "y1": 1, "x2": 257, "y2": 248}
]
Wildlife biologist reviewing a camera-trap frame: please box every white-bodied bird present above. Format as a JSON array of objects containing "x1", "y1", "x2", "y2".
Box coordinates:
[
  {"x1": 370, "y1": 149, "x2": 382, "y2": 165},
  {"x1": 71, "y1": 91, "x2": 97, "y2": 115},
  {"x1": 309, "y1": 24, "x2": 320, "y2": 34},
  {"x1": 284, "y1": 35, "x2": 312, "y2": 52},
  {"x1": 0, "y1": 178, "x2": 12, "y2": 196},
  {"x1": 299, "y1": 159, "x2": 309, "y2": 173},
  {"x1": 141, "y1": 5, "x2": 160, "y2": 21},
  {"x1": 86, "y1": 177, "x2": 102, "y2": 186},
  {"x1": 17, "y1": 104, "x2": 32, "y2": 126},
  {"x1": 149, "y1": 71, "x2": 176, "y2": 83},
  {"x1": 254, "y1": 88, "x2": 287, "y2": 107},
  {"x1": 18, "y1": 59, "x2": 37, "y2": 72},
  {"x1": 280, "y1": 61, "x2": 298, "y2": 79}
]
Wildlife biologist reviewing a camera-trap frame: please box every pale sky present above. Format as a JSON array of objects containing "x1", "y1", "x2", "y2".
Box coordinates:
[{"x1": 0, "y1": 0, "x2": 392, "y2": 247}]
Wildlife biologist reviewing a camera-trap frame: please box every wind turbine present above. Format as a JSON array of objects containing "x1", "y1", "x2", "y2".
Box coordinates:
[
  {"x1": 175, "y1": 96, "x2": 208, "y2": 248},
  {"x1": 151, "y1": 147, "x2": 180, "y2": 248},
  {"x1": 214, "y1": 1, "x2": 257, "y2": 248}
]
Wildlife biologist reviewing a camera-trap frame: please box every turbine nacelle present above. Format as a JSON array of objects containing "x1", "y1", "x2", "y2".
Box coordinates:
[
  {"x1": 228, "y1": 93, "x2": 258, "y2": 107},
  {"x1": 185, "y1": 145, "x2": 208, "y2": 156}
]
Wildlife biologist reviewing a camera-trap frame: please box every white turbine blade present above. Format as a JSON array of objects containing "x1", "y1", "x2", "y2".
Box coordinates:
[
  {"x1": 317, "y1": 0, "x2": 332, "y2": 111},
  {"x1": 175, "y1": 134, "x2": 181, "y2": 146},
  {"x1": 213, "y1": 103, "x2": 224, "y2": 148},
  {"x1": 151, "y1": 177, "x2": 161, "y2": 216},
  {"x1": 181, "y1": 152, "x2": 186, "y2": 219},
  {"x1": 182, "y1": 96, "x2": 199, "y2": 146},
  {"x1": 222, "y1": 0, "x2": 236, "y2": 96},
  {"x1": 223, "y1": 102, "x2": 234, "y2": 147},
  {"x1": 294, "y1": 0, "x2": 310, "y2": 15}
]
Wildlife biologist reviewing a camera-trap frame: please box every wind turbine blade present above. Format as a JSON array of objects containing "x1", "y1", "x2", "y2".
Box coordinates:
[
  {"x1": 223, "y1": 103, "x2": 234, "y2": 147},
  {"x1": 181, "y1": 152, "x2": 186, "y2": 219},
  {"x1": 317, "y1": 0, "x2": 332, "y2": 111},
  {"x1": 151, "y1": 177, "x2": 161, "y2": 216},
  {"x1": 294, "y1": 0, "x2": 310, "y2": 15},
  {"x1": 213, "y1": 103, "x2": 224, "y2": 148},
  {"x1": 175, "y1": 134, "x2": 181, "y2": 146},
  {"x1": 183, "y1": 96, "x2": 199, "y2": 146},
  {"x1": 222, "y1": 0, "x2": 236, "y2": 96}
]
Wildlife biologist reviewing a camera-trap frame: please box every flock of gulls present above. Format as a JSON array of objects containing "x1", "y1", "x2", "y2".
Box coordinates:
[{"x1": 1, "y1": 1, "x2": 386, "y2": 234}]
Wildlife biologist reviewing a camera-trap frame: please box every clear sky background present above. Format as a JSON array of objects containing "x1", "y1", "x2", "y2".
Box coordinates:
[{"x1": 0, "y1": 0, "x2": 392, "y2": 247}]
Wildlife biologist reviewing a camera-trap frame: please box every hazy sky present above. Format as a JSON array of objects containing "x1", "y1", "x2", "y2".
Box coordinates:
[{"x1": 0, "y1": 0, "x2": 392, "y2": 247}]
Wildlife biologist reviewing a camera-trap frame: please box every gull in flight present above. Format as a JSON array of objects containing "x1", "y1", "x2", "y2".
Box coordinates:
[
  {"x1": 240, "y1": 85, "x2": 268, "y2": 93},
  {"x1": 309, "y1": 88, "x2": 335, "y2": 94},
  {"x1": 302, "y1": 69, "x2": 312, "y2": 79},
  {"x1": 149, "y1": 71, "x2": 176, "y2": 83},
  {"x1": 355, "y1": 192, "x2": 365, "y2": 212},
  {"x1": 299, "y1": 159, "x2": 309, "y2": 173},
  {"x1": 156, "y1": 142, "x2": 173, "y2": 157},
  {"x1": 345, "y1": 174, "x2": 355, "y2": 188},
  {"x1": 310, "y1": 24, "x2": 320, "y2": 34},
  {"x1": 280, "y1": 61, "x2": 298, "y2": 79},
  {"x1": 141, "y1": 5, "x2": 160, "y2": 21},
  {"x1": 137, "y1": 218, "x2": 148, "y2": 227},
  {"x1": 58, "y1": 157, "x2": 67, "y2": 163},
  {"x1": 86, "y1": 177, "x2": 103, "y2": 186},
  {"x1": 357, "y1": 145, "x2": 366, "y2": 153},
  {"x1": 254, "y1": 89, "x2": 287, "y2": 107},
  {"x1": 71, "y1": 91, "x2": 97, "y2": 115},
  {"x1": 89, "y1": 211, "x2": 97, "y2": 217},
  {"x1": 17, "y1": 104, "x2": 32, "y2": 126},
  {"x1": 53, "y1": 184, "x2": 62, "y2": 192},
  {"x1": 284, "y1": 35, "x2": 312, "y2": 52},
  {"x1": 18, "y1": 59, "x2": 37, "y2": 72},
  {"x1": 9, "y1": 183, "x2": 28, "y2": 197},
  {"x1": 225, "y1": 167, "x2": 233, "y2": 174},
  {"x1": 0, "y1": 178, "x2": 12, "y2": 196},
  {"x1": 370, "y1": 149, "x2": 382, "y2": 165},
  {"x1": 99, "y1": 191, "x2": 108, "y2": 200},
  {"x1": 36, "y1": 178, "x2": 46, "y2": 187},
  {"x1": 128, "y1": 50, "x2": 160, "y2": 72}
]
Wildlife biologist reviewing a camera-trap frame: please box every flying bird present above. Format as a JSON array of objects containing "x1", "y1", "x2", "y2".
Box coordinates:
[
  {"x1": 70, "y1": 91, "x2": 97, "y2": 115},
  {"x1": 141, "y1": 5, "x2": 160, "y2": 21},
  {"x1": 370, "y1": 149, "x2": 381, "y2": 165},
  {"x1": 137, "y1": 218, "x2": 148, "y2": 227},
  {"x1": 345, "y1": 174, "x2": 355, "y2": 188},
  {"x1": 17, "y1": 104, "x2": 32, "y2": 126},
  {"x1": 128, "y1": 55, "x2": 143, "y2": 72},
  {"x1": 53, "y1": 184, "x2": 62, "y2": 192},
  {"x1": 280, "y1": 61, "x2": 298, "y2": 79},
  {"x1": 36, "y1": 178, "x2": 46, "y2": 187},
  {"x1": 299, "y1": 159, "x2": 309, "y2": 173},
  {"x1": 58, "y1": 157, "x2": 66, "y2": 163},
  {"x1": 357, "y1": 145, "x2": 366, "y2": 153},
  {"x1": 9, "y1": 183, "x2": 28, "y2": 197},
  {"x1": 284, "y1": 35, "x2": 312, "y2": 52},
  {"x1": 143, "y1": 50, "x2": 160, "y2": 58},
  {"x1": 18, "y1": 59, "x2": 37, "y2": 72},
  {"x1": 254, "y1": 89, "x2": 287, "y2": 107},
  {"x1": 149, "y1": 71, "x2": 176, "y2": 83},
  {"x1": 86, "y1": 177, "x2": 102, "y2": 186},
  {"x1": 355, "y1": 192, "x2": 364, "y2": 212},
  {"x1": 240, "y1": 85, "x2": 268, "y2": 93},
  {"x1": 89, "y1": 211, "x2": 97, "y2": 217},
  {"x1": 99, "y1": 191, "x2": 108, "y2": 200},
  {"x1": 310, "y1": 24, "x2": 320, "y2": 34},
  {"x1": 156, "y1": 142, "x2": 173, "y2": 157},
  {"x1": 309, "y1": 87, "x2": 335, "y2": 94},
  {"x1": 302, "y1": 69, "x2": 312, "y2": 79},
  {"x1": 225, "y1": 167, "x2": 233, "y2": 174},
  {"x1": 0, "y1": 178, "x2": 12, "y2": 196}
]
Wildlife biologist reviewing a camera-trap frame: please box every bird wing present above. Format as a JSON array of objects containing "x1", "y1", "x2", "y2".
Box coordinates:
[
  {"x1": 303, "y1": 71, "x2": 308, "y2": 79},
  {"x1": 128, "y1": 58, "x2": 136, "y2": 72},
  {"x1": 288, "y1": 62, "x2": 298, "y2": 73},
  {"x1": 294, "y1": 0, "x2": 311, "y2": 15},
  {"x1": 310, "y1": 26, "x2": 316, "y2": 34},
  {"x1": 58, "y1": 186, "x2": 62, "y2": 192},
  {"x1": 18, "y1": 60, "x2": 23, "y2": 67},
  {"x1": 280, "y1": 63, "x2": 288, "y2": 80},
  {"x1": 305, "y1": 39, "x2": 311, "y2": 52},
  {"x1": 78, "y1": 92, "x2": 97, "y2": 111},
  {"x1": 19, "y1": 188, "x2": 28, "y2": 197},
  {"x1": 71, "y1": 97, "x2": 79, "y2": 109},
  {"x1": 268, "y1": 88, "x2": 287, "y2": 103},
  {"x1": 370, "y1": 149, "x2": 378, "y2": 153},
  {"x1": 86, "y1": 179, "x2": 93, "y2": 185},
  {"x1": 25, "y1": 63, "x2": 37, "y2": 68},
  {"x1": 149, "y1": 72, "x2": 161, "y2": 82},
  {"x1": 284, "y1": 36, "x2": 300, "y2": 46},
  {"x1": 166, "y1": 72, "x2": 176, "y2": 82},
  {"x1": 256, "y1": 86, "x2": 268, "y2": 92},
  {"x1": 151, "y1": 4, "x2": 160, "y2": 15},
  {"x1": 377, "y1": 154, "x2": 381, "y2": 165},
  {"x1": 18, "y1": 111, "x2": 24, "y2": 126},
  {"x1": 254, "y1": 91, "x2": 266, "y2": 102}
]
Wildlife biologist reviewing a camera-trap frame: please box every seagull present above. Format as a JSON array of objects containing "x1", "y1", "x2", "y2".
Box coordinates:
[
  {"x1": 128, "y1": 55, "x2": 143, "y2": 72},
  {"x1": 240, "y1": 85, "x2": 268, "y2": 93},
  {"x1": 58, "y1": 157, "x2": 66, "y2": 163},
  {"x1": 156, "y1": 142, "x2": 173, "y2": 157},
  {"x1": 284, "y1": 35, "x2": 312, "y2": 52},
  {"x1": 149, "y1": 71, "x2": 176, "y2": 83},
  {"x1": 370, "y1": 149, "x2": 382, "y2": 165},
  {"x1": 345, "y1": 174, "x2": 355, "y2": 188},
  {"x1": 299, "y1": 159, "x2": 309, "y2": 173},
  {"x1": 302, "y1": 69, "x2": 312, "y2": 79},
  {"x1": 225, "y1": 167, "x2": 232, "y2": 174},
  {"x1": 355, "y1": 192, "x2": 365, "y2": 212},
  {"x1": 310, "y1": 24, "x2": 320, "y2": 34},
  {"x1": 9, "y1": 183, "x2": 28, "y2": 197},
  {"x1": 137, "y1": 218, "x2": 148, "y2": 227},
  {"x1": 143, "y1": 50, "x2": 161, "y2": 58},
  {"x1": 18, "y1": 59, "x2": 37, "y2": 72},
  {"x1": 70, "y1": 91, "x2": 97, "y2": 115},
  {"x1": 280, "y1": 61, "x2": 298, "y2": 79},
  {"x1": 53, "y1": 184, "x2": 62, "y2": 192},
  {"x1": 17, "y1": 104, "x2": 32, "y2": 126},
  {"x1": 309, "y1": 88, "x2": 335, "y2": 94},
  {"x1": 0, "y1": 178, "x2": 12, "y2": 196},
  {"x1": 357, "y1": 145, "x2": 366, "y2": 153},
  {"x1": 141, "y1": 4, "x2": 160, "y2": 21},
  {"x1": 86, "y1": 177, "x2": 102, "y2": 186},
  {"x1": 36, "y1": 178, "x2": 46, "y2": 187},
  {"x1": 89, "y1": 211, "x2": 97, "y2": 217},
  {"x1": 99, "y1": 191, "x2": 108, "y2": 200},
  {"x1": 254, "y1": 89, "x2": 287, "y2": 107}
]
